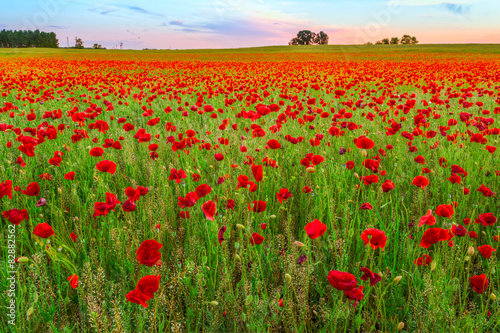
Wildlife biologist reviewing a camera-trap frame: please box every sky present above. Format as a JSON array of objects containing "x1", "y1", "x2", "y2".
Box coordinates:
[{"x1": 1, "y1": 0, "x2": 498, "y2": 49}]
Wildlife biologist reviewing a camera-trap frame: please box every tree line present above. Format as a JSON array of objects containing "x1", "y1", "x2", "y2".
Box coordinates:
[
  {"x1": 0, "y1": 29, "x2": 59, "y2": 48},
  {"x1": 367, "y1": 34, "x2": 419, "y2": 45},
  {"x1": 289, "y1": 30, "x2": 329, "y2": 45}
]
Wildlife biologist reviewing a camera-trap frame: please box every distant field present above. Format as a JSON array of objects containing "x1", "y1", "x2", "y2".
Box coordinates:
[{"x1": 1, "y1": 45, "x2": 499, "y2": 332}]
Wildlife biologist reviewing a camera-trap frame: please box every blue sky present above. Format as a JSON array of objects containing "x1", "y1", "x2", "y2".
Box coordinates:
[{"x1": 1, "y1": 0, "x2": 498, "y2": 49}]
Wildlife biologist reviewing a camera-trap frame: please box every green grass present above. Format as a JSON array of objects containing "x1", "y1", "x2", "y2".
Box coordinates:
[{"x1": 0, "y1": 46, "x2": 499, "y2": 332}]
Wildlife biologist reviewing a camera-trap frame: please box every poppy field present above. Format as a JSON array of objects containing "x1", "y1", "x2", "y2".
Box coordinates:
[{"x1": 1, "y1": 45, "x2": 500, "y2": 332}]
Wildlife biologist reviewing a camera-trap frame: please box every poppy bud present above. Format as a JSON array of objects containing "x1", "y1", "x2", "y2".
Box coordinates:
[
  {"x1": 209, "y1": 301, "x2": 219, "y2": 306},
  {"x1": 270, "y1": 215, "x2": 276, "y2": 219},
  {"x1": 464, "y1": 256, "x2": 470, "y2": 261},
  {"x1": 306, "y1": 167, "x2": 315, "y2": 173},
  {"x1": 234, "y1": 254, "x2": 241, "y2": 262},
  {"x1": 467, "y1": 246, "x2": 475, "y2": 256},
  {"x1": 430, "y1": 261, "x2": 437, "y2": 271},
  {"x1": 397, "y1": 322, "x2": 405, "y2": 331},
  {"x1": 295, "y1": 241, "x2": 305, "y2": 247},
  {"x1": 490, "y1": 293, "x2": 497, "y2": 301},
  {"x1": 393, "y1": 276, "x2": 402, "y2": 284},
  {"x1": 27, "y1": 306, "x2": 34, "y2": 319},
  {"x1": 236, "y1": 224, "x2": 245, "y2": 230},
  {"x1": 353, "y1": 173, "x2": 360, "y2": 179},
  {"x1": 15, "y1": 256, "x2": 29, "y2": 263},
  {"x1": 285, "y1": 273, "x2": 292, "y2": 284},
  {"x1": 361, "y1": 149, "x2": 367, "y2": 157},
  {"x1": 57, "y1": 187, "x2": 62, "y2": 194}
]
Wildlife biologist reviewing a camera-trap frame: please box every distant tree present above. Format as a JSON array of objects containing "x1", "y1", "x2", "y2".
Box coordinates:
[
  {"x1": 375, "y1": 40, "x2": 383, "y2": 45},
  {"x1": 289, "y1": 30, "x2": 315, "y2": 45},
  {"x1": 401, "y1": 35, "x2": 419, "y2": 45},
  {"x1": 93, "y1": 43, "x2": 104, "y2": 49},
  {"x1": 390, "y1": 37, "x2": 399, "y2": 45},
  {"x1": 364, "y1": 42, "x2": 373, "y2": 46},
  {"x1": 381, "y1": 38, "x2": 390, "y2": 45},
  {"x1": 314, "y1": 31, "x2": 329, "y2": 45},
  {"x1": 75, "y1": 37, "x2": 84, "y2": 49}
]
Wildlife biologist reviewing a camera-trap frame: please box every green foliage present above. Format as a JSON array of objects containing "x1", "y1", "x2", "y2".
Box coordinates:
[
  {"x1": 290, "y1": 30, "x2": 328, "y2": 46},
  {"x1": 0, "y1": 29, "x2": 58, "y2": 48}
]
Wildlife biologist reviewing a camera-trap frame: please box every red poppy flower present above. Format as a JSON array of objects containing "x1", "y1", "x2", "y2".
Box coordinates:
[
  {"x1": 21, "y1": 182, "x2": 40, "y2": 197},
  {"x1": 169, "y1": 168, "x2": 187, "y2": 183},
  {"x1": 33, "y1": 222, "x2": 54, "y2": 238},
  {"x1": 93, "y1": 192, "x2": 121, "y2": 218},
  {"x1": 126, "y1": 288, "x2": 150, "y2": 308},
  {"x1": 67, "y1": 274, "x2": 79, "y2": 289},
  {"x1": 360, "y1": 267, "x2": 382, "y2": 286},
  {"x1": 344, "y1": 285, "x2": 364, "y2": 306},
  {"x1": 250, "y1": 232, "x2": 264, "y2": 245},
  {"x1": 304, "y1": 219, "x2": 327, "y2": 239},
  {"x1": 346, "y1": 161, "x2": 354, "y2": 170},
  {"x1": 276, "y1": 188, "x2": 292, "y2": 203},
  {"x1": 359, "y1": 202, "x2": 373, "y2": 210},
  {"x1": 70, "y1": 232, "x2": 78, "y2": 242},
  {"x1": 214, "y1": 153, "x2": 224, "y2": 161},
  {"x1": 414, "y1": 254, "x2": 432, "y2": 266},
  {"x1": 451, "y1": 225, "x2": 467, "y2": 237},
  {"x1": 251, "y1": 164, "x2": 263, "y2": 183},
  {"x1": 412, "y1": 176, "x2": 429, "y2": 189},
  {"x1": 477, "y1": 184, "x2": 496, "y2": 197},
  {"x1": 122, "y1": 199, "x2": 137, "y2": 212},
  {"x1": 414, "y1": 155, "x2": 425, "y2": 164},
  {"x1": 381, "y1": 179, "x2": 395, "y2": 192},
  {"x1": 137, "y1": 239, "x2": 163, "y2": 267},
  {"x1": 218, "y1": 226, "x2": 227, "y2": 245},
  {"x1": 89, "y1": 147, "x2": 104, "y2": 157},
  {"x1": 248, "y1": 200, "x2": 267, "y2": 213},
  {"x1": 418, "y1": 210, "x2": 436, "y2": 227},
  {"x1": 362, "y1": 175, "x2": 379, "y2": 185},
  {"x1": 435, "y1": 204, "x2": 454, "y2": 218},
  {"x1": 476, "y1": 213, "x2": 497, "y2": 226},
  {"x1": 15, "y1": 156, "x2": 26, "y2": 168},
  {"x1": 478, "y1": 245, "x2": 496, "y2": 259},
  {"x1": 225, "y1": 199, "x2": 235, "y2": 210},
  {"x1": 202, "y1": 200, "x2": 216, "y2": 220},
  {"x1": 126, "y1": 274, "x2": 162, "y2": 308},
  {"x1": 485, "y1": 146, "x2": 496, "y2": 154},
  {"x1": 447, "y1": 173, "x2": 461, "y2": 184},
  {"x1": 302, "y1": 186, "x2": 312, "y2": 193},
  {"x1": 0, "y1": 180, "x2": 13, "y2": 199},
  {"x1": 420, "y1": 228, "x2": 451, "y2": 248},
  {"x1": 355, "y1": 136, "x2": 375, "y2": 149},
  {"x1": 360, "y1": 229, "x2": 387, "y2": 250},
  {"x1": 469, "y1": 231, "x2": 478, "y2": 238},
  {"x1": 3, "y1": 209, "x2": 29, "y2": 225},
  {"x1": 469, "y1": 274, "x2": 488, "y2": 294},
  {"x1": 64, "y1": 171, "x2": 75, "y2": 180},
  {"x1": 96, "y1": 160, "x2": 116, "y2": 174},
  {"x1": 179, "y1": 211, "x2": 190, "y2": 218},
  {"x1": 124, "y1": 186, "x2": 149, "y2": 202},
  {"x1": 267, "y1": 139, "x2": 281, "y2": 149},
  {"x1": 195, "y1": 184, "x2": 212, "y2": 198},
  {"x1": 327, "y1": 270, "x2": 358, "y2": 291}
]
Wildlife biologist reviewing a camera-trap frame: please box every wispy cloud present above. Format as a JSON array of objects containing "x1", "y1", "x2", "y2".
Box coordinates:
[
  {"x1": 88, "y1": 4, "x2": 164, "y2": 17},
  {"x1": 169, "y1": 20, "x2": 184, "y2": 26},
  {"x1": 443, "y1": 3, "x2": 470, "y2": 14},
  {"x1": 49, "y1": 25, "x2": 69, "y2": 29},
  {"x1": 389, "y1": 0, "x2": 478, "y2": 5}
]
